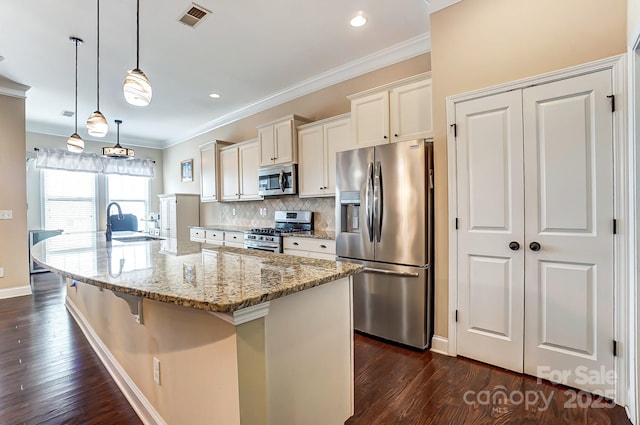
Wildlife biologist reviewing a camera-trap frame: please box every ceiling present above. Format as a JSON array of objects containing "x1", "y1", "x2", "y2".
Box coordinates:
[{"x1": 0, "y1": 0, "x2": 429, "y2": 149}]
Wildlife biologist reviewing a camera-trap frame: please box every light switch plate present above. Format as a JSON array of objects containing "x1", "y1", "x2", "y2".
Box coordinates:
[
  {"x1": 0, "y1": 210, "x2": 12, "y2": 220},
  {"x1": 0, "y1": 267, "x2": 4, "y2": 278}
]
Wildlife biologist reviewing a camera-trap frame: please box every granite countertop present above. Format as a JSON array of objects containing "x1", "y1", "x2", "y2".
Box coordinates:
[
  {"x1": 190, "y1": 225, "x2": 253, "y2": 233},
  {"x1": 31, "y1": 232, "x2": 361, "y2": 313}
]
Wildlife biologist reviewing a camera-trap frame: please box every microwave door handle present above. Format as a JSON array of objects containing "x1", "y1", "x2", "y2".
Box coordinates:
[
  {"x1": 376, "y1": 161, "x2": 383, "y2": 243},
  {"x1": 365, "y1": 162, "x2": 374, "y2": 242},
  {"x1": 279, "y1": 168, "x2": 285, "y2": 192}
]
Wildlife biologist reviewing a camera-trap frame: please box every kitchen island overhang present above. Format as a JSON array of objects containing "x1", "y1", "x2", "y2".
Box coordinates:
[{"x1": 31, "y1": 233, "x2": 362, "y2": 425}]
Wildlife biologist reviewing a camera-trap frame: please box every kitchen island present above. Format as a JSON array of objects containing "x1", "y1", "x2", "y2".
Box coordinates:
[{"x1": 31, "y1": 233, "x2": 362, "y2": 425}]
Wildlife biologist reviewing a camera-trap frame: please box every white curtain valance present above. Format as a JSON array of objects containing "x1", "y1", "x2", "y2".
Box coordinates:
[{"x1": 36, "y1": 148, "x2": 155, "y2": 177}]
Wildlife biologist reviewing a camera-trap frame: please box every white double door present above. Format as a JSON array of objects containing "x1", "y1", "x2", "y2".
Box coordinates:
[{"x1": 455, "y1": 69, "x2": 615, "y2": 396}]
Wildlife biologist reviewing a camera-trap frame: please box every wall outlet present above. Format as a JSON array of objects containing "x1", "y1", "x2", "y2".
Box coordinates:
[
  {"x1": 153, "y1": 357, "x2": 161, "y2": 385},
  {"x1": 0, "y1": 210, "x2": 12, "y2": 220},
  {"x1": 0, "y1": 267, "x2": 4, "y2": 278},
  {"x1": 232, "y1": 208, "x2": 236, "y2": 216},
  {"x1": 259, "y1": 207, "x2": 267, "y2": 217}
]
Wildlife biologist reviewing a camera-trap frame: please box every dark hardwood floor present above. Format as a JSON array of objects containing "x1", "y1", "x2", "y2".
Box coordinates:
[
  {"x1": 1, "y1": 273, "x2": 632, "y2": 424},
  {"x1": 346, "y1": 334, "x2": 632, "y2": 425},
  {"x1": 0, "y1": 273, "x2": 141, "y2": 425}
]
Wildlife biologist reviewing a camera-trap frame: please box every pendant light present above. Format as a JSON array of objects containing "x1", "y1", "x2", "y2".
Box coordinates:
[
  {"x1": 123, "y1": 0, "x2": 152, "y2": 106},
  {"x1": 87, "y1": 0, "x2": 108, "y2": 137},
  {"x1": 103, "y1": 119, "x2": 135, "y2": 158},
  {"x1": 67, "y1": 36, "x2": 84, "y2": 153}
]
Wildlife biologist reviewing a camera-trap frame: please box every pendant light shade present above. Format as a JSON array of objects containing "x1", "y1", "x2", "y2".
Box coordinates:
[
  {"x1": 67, "y1": 36, "x2": 84, "y2": 153},
  {"x1": 87, "y1": 0, "x2": 108, "y2": 137},
  {"x1": 123, "y1": 0, "x2": 152, "y2": 106},
  {"x1": 103, "y1": 120, "x2": 135, "y2": 158},
  {"x1": 123, "y1": 68, "x2": 152, "y2": 106}
]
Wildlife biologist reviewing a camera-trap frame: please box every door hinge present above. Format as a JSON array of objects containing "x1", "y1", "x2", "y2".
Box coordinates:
[
  {"x1": 455, "y1": 218, "x2": 459, "y2": 229},
  {"x1": 450, "y1": 123, "x2": 457, "y2": 137},
  {"x1": 607, "y1": 95, "x2": 615, "y2": 113},
  {"x1": 455, "y1": 310, "x2": 459, "y2": 322},
  {"x1": 613, "y1": 340, "x2": 618, "y2": 357},
  {"x1": 613, "y1": 219, "x2": 617, "y2": 235}
]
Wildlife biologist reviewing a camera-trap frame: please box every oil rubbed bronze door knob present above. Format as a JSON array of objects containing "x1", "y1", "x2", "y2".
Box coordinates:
[
  {"x1": 529, "y1": 241, "x2": 541, "y2": 252},
  {"x1": 509, "y1": 241, "x2": 520, "y2": 251}
]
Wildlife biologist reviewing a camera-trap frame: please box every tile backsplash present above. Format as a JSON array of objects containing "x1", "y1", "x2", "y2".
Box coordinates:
[{"x1": 203, "y1": 197, "x2": 336, "y2": 230}]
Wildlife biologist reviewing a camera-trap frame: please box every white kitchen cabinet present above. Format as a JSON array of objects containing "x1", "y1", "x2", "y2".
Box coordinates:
[
  {"x1": 349, "y1": 73, "x2": 432, "y2": 147},
  {"x1": 190, "y1": 227, "x2": 206, "y2": 242},
  {"x1": 199, "y1": 140, "x2": 232, "y2": 202},
  {"x1": 257, "y1": 115, "x2": 311, "y2": 166},
  {"x1": 224, "y1": 231, "x2": 245, "y2": 248},
  {"x1": 283, "y1": 237, "x2": 336, "y2": 260},
  {"x1": 158, "y1": 194, "x2": 200, "y2": 241},
  {"x1": 220, "y1": 139, "x2": 263, "y2": 201},
  {"x1": 298, "y1": 114, "x2": 351, "y2": 198}
]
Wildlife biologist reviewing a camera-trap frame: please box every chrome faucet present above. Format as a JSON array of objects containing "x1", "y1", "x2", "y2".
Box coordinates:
[{"x1": 106, "y1": 202, "x2": 123, "y2": 242}]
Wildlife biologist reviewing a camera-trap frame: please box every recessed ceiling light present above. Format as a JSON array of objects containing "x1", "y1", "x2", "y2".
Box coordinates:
[
  {"x1": 209, "y1": 93, "x2": 221, "y2": 99},
  {"x1": 350, "y1": 13, "x2": 367, "y2": 28}
]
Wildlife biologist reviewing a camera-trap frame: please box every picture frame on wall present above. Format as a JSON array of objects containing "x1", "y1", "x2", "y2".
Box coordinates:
[{"x1": 181, "y1": 159, "x2": 193, "y2": 182}]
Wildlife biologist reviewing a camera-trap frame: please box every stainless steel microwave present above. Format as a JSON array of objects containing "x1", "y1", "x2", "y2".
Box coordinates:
[{"x1": 258, "y1": 164, "x2": 297, "y2": 196}]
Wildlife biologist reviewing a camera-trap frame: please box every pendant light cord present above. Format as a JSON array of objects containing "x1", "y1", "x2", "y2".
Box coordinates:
[
  {"x1": 96, "y1": 0, "x2": 100, "y2": 109},
  {"x1": 74, "y1": 38, "x2": 78, "y2": 133},
  {"x1": 136, "y1": 0, "x2": 140, "y2": 70}
]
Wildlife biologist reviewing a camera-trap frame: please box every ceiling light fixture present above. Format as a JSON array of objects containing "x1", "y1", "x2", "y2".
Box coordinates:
[
  {"x1": 103, "y1": 120, "x2": 135, "y2": 158},
  {"x1": 350, "y1": 13, "x2": 367, "y2": 28},
  {"x1": 209, "y1": 93, "x2": 221, "y2": 99},
  {"x1": 87, "y1": 0, "x2": 108, "y2": 137},
  {"x1": 123, "y1": 0, "x2": 152, "y2": 106},
  {"x1": 67, "y1": 37, "x2": 84, "y2": 153}
]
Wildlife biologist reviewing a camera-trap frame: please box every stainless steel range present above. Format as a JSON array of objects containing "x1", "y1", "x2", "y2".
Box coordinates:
[{"x1": 244, "y1": 210, "x2": 313, "y2": 253}]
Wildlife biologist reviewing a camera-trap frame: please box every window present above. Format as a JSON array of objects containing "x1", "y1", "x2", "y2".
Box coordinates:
[
  {"x1": 107, "y1": 174, "x2": 150, "y2": 228},
  {"x1": 42, "y1": 169, "x2": 97, "y2": 232}
]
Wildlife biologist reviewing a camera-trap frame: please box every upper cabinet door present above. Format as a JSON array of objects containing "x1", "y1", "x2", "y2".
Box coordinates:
[
  {"x1": 239, "y1": 141, "x2": 261, "y2": 200},
  {"x1": 298, "y1": 125, "x2": 325, "y2": 197},
  {"x1": 200, "y1": 144, "x2": 217, "y2": 202},
  {"x1": 390, "y1": 79, "x2": 433, "y2": 142},
  {"x1": 323, "y1": 117, "x2": 351, "y2": 196},
  {"x1": 351, "y1": 91, "x2": 389, "y2": 147},
  {"x1": 273, "y1": 120, "x2": 295, "y2": 165},
  {"x1": 258, "y1": 126, "x2": 276, "y2": 167},
  {"x1": 220, "y1": 147, "x2": 239, "y2": 201}
]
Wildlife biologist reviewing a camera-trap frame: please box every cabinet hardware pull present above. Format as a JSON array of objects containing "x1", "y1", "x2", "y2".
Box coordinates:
[
  {"x1": 394, "y1": 134, "x2": 398, "y2": 137},
  {"x1": 509, "y1": 241, "x2": 520, "y2": 251},
  {"x1": 383, "y1": 135, "x2": 388, "y2": 139},
  {"x1": 320, "y1": 244, "x2": 327, "y2": 249},
  {"x1": 293, "y1": 242, "x2": 299, "y2": 246}
]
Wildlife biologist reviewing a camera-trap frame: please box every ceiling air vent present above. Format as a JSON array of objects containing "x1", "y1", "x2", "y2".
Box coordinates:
[
  {"x1": 61, "y1": 110, "x2": 74, "y2": 117},
  {"x1": 178, "y1": 3, "x2": 212, "y2": 28}
]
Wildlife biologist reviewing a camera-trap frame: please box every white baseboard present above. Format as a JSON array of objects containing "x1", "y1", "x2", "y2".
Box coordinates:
[
  {"x1": 0, "y1": 285, "x2": 32, "y2": 299},
  {"x1": 65, "y1": 297, "x2": 166, "y2": 425},
  {"x1": 430, "y1": 335, "x2": 449, "y2": 355}
]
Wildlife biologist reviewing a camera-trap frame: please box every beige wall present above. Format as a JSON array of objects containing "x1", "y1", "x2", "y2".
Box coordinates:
[
  {"x1": 162, "y1": 54, "x2": 431, "y2": 204},
  {"x1": 0, "y1": 93, "x2": 29, "y2": 291},
  {"x1": 26, "y1": 132, "x2": 164, "y2": 228},
  {"x1": 430, "y1": 0, "x2": 626, "y2": 337}
]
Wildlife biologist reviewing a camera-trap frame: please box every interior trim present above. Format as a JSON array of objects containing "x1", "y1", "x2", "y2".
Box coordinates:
[
  {"x1": 0, "y1": 76, "x2": 30, "y2": 98},
  {"x1": 0, "y1": 285, "x2": 32, "y2": 299},
  {"x1": 430, "y1": 335, "x2": 449, "y2": 355},
  {"x1": 425, "y1": 0, "x2": 463, "y2": 14},
  {"x1": 65, "y1": 296, "x2": 166, "y2": 425}
]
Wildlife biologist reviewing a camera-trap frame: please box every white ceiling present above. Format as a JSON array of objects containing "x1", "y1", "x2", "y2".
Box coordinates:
[{"x1": 0, "y1": 0, "x2": 429, "y2": 149}]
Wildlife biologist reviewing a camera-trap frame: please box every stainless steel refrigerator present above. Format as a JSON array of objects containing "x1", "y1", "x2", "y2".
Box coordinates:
[{"x1": 336, "y1": 139, "x2": 434, "y2": 349}]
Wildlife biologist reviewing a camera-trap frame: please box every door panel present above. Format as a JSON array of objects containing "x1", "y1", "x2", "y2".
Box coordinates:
[
  {"x1": 456, "y1": 90, "x2": 525, "y2": 373},
  {"x1": 523, "y1": 69, "x2": 614, "y2": 395},
  {"x1": 374, "y1": 140, "x2": 428, "y2": 266},
  {"x1": 335, "y1": 146, "x2": 374, "y2": 261}
]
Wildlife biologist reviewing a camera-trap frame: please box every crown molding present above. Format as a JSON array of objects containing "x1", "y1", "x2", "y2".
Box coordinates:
[
  {"x1": 0, "y1": 75, "x2": 30, "y2": 98},
  {"x1": 163, "y1": 32, "x2": 431, "y2": 149},
  {"x1": 425, "y1": 0, "x2": 462, "y2": 14},
  {"x1": 26, "y1": 122, "x2": 162, "y2": 150}
]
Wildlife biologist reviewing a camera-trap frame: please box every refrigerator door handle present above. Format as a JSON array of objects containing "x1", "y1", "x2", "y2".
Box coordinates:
[
  {"x1": 375, "y1": 161, "x2": 383, "y2": 242},
  {"x1": 365, "y1": 162, "x2": 374, "y2": 242},
  {"x1": 363, "y1": 267, "x2": 420, "y2": 278}
]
